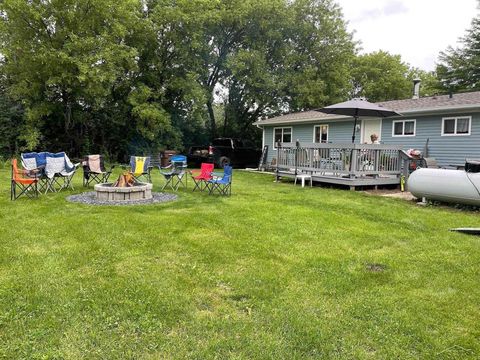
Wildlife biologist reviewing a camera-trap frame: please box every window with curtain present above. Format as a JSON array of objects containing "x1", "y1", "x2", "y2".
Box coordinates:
[
  {"x1": 392, "y1": 120, "x2": 416, "y2": 136},
  {"x1": 442, "y1": 117, "x2": 471, "y2": 135}
]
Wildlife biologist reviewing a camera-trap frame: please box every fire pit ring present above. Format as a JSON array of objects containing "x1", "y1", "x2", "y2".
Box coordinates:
[
  {"x1": 94, "y1": 182, "x2": 153, "y2": 201},
  {"x1": 66, "y1": 191, "x2": 177, "y2": 206}
]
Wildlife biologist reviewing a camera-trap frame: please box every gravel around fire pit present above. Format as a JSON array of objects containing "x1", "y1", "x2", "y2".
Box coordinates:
[{"x1": 66, "y1": 192, "x2": 178, "y2": 206}]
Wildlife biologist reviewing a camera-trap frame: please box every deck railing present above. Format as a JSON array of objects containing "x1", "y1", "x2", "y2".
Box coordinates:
[{"x1": 276, "y1": 142, "x2": 407, "y2": 179}]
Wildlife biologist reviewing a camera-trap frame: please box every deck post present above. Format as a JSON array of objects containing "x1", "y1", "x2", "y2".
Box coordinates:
[
  {"x1": 275, "y1": 141, "x2": 281, "y2": 182},
  {"x1": 350, "y1": 148, "x2": 357, "y2": 178},
  {"x1": 295, "y1": 140, "x2": 300, "y2": 176}
]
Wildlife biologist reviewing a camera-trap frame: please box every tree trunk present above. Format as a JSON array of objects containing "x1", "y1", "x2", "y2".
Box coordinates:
[
  {"x1": 206, "y1": 98, "x2": 216, "y2": 139},
  {"x1": 223, "y1": 100, "x2": 228, "y2": 136}
]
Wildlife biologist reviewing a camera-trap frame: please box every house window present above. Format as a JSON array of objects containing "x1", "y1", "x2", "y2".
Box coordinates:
[
  {"x1": 313, "y1": 125, "x2": 329, "y2": 143},
  {"x1": 392, "y1": 120, "x2": 416, "y2": 137},
  {"x1": 273, "y1": 127, "x2": 292, "y2": 147},
  {"x1": 442, "y1": 116, "x2": 471, "y2": 136}
]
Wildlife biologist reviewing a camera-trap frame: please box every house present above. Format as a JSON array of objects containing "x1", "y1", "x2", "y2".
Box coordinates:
[{"x1": 254, "y1": 89, "x2": 480, "y2": 168}]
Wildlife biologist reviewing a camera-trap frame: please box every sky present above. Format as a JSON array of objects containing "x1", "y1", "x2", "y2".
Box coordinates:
[{"x1": 336, "y1": 0, "x2": 479, "y2": 71}]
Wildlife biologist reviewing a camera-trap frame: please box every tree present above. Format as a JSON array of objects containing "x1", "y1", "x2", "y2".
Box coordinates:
[
  {"x1": 187, "y1": 0, "x2": 355, "y2": 139},
  {"x1": 436, "y1": 16, "x2": 480, "y2": 92},
  {"x1": 0, "y1": 0, "x2": 154, "y2": 157},
  {"x1": 350, "y1": 51, "x2": 412, "y2": 102},
  {"x1": 0, "y1": 78, "x2": 24, "y2": 157},
  {"x1": 0, "y1": 0, "x2": 358, "y2": 157}
]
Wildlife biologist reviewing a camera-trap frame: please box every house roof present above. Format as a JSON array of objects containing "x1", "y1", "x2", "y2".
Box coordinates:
[{"x1": 253, "y1": 91, "x2": 480, "y2": 126}]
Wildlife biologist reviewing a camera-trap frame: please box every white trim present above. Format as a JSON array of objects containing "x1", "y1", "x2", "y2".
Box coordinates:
[
  {"x1": 441, "y1": 116, "x2": 472, "y2": 136},
  {"x1": 313, "y1": 124, "x2": 329, "y2": 143},
  {"x1": 392, "y1": 119, "x2": 416, "y2": 137},
  {"x1": 361, "y1": 118, "x2": 382, "y2": 143},
  {"x1": 253, "y1": 104, "x2": 480, "y2": 126},
  {"x1": 262, "y1": 127, "x2": 265, "y2": 149},
  {"x1": 272, "y1": 126, "x2": 293, "y2": 149}
]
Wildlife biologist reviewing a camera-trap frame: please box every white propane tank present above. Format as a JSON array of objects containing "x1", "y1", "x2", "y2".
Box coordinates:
[{"x1": 408, "y1": 168, "x2": 480, "y2": 206}]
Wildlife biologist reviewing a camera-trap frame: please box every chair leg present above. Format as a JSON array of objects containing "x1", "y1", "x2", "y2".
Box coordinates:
[
  {"x1": 192, "y1": 179, "x2": 200, "y2": 192},
  {"x1": 64, "y1": 175, "x2": 74, "y2": 190},
  {"x1": 161, "y1": 177, "x2": 172, "y2": 191}
]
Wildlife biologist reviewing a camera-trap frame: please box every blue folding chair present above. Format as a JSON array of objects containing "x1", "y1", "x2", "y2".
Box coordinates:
[
  {"x1": 207, "y1": 165, "x2": 232, "y2": 196},
  {"x1": 160, "y1": 155, "x2": 188, "y2": 191},
  {"x1": 21, "y1": 152, "x2": 48, "y2": 193}
]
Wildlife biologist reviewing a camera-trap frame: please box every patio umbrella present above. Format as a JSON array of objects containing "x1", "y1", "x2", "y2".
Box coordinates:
[{"x1": 316, "y1": 98, "x2": 401, "y2": 143}]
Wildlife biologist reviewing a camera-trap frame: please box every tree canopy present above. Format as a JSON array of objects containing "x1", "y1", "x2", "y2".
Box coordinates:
[
  {"x1": 0, "y1": 0, "x2": 358, "y2": 159},
  {"x1": 436, "y1": 17, "x2": 480, "y2": 92},
  {"x1": 2, "y1": 0, "x2": 475, "y2": 161}
]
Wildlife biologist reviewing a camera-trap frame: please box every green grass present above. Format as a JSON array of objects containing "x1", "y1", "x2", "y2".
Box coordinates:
[{"x1": 1, "y1": 168, "x2": 479, "y2": 359}]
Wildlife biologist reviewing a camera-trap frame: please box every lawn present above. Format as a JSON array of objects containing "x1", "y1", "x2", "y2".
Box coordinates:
[{"x1": 1, "y1": 166, "x2": 479, "y2": 359}]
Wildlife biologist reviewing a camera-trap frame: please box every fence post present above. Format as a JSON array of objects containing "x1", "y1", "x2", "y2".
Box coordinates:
[
  {"x1": 275, "y1": 141, "x2": 281, "y2": 182},
  {"x1": 350, "y1": 147, "x2": 357, "y2": 178},
  {"x1": 295, "y1": 140, "x2": 300, "y2": 176}
]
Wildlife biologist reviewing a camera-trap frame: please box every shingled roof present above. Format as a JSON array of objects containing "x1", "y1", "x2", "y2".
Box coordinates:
[{"x1": 254, "y1": 91, "x2": 480, "y2": 126}]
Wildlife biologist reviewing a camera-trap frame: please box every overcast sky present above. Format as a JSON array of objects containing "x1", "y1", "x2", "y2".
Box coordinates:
[{"x1": 336, "y1": 0, "x2": 479, "y2": 71}]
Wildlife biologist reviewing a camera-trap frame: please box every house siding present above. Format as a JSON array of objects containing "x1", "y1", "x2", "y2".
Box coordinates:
[
  {"x1": 262, "y1": 112, "x2": 480, "y2": 167},
  {"x1": 381, "y1": 113, "x2": 480, "y2": 166}
]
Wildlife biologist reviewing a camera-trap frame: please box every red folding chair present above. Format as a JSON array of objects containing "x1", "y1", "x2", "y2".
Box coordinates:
[
  {"x1": 11, "y1": 159, "x2": 39, "y2": 200},
  {"x1": 190, "y1": 163, "x2": 214, "y2": 192}
]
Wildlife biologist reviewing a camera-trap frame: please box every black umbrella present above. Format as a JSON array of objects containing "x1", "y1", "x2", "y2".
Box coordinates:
[{"x1": 316, "y1": 98, "x2": 401, "y2": 143}]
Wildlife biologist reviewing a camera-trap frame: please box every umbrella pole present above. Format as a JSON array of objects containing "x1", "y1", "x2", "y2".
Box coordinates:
[
  {"x1": 349, "y1": 114, "x2": 359, "y2": 174},
  {"x1": 351, "y1": 115, "x2": 358, "y2": 144}
]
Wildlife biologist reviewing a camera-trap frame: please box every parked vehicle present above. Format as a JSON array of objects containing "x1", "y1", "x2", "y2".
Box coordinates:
[{"x1": 188, "y1": 138, "x2": 261, "y2": 168}]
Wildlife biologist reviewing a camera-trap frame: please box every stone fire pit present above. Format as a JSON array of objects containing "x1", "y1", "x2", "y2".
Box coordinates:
[
  {"x1": 94, "y1": 182, "x2": 153, "y2": 201},
  {"x1": 67, "y1": 172, "x2": 177, "y2": 206}
]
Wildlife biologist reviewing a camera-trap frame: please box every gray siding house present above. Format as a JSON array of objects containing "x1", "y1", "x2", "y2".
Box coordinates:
[{"x1": 254, "y1": 91, "x2": 480, "y2": 167}]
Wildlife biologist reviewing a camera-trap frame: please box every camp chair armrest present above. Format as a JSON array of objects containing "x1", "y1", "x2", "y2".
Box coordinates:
[{"x1": 190, "y1": 169, "x2": 201, "y2": 175}]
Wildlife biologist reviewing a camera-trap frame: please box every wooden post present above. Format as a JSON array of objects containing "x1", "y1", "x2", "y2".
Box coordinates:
[
  {"x1": 350, "y1": 148, "x2": 357, "y2": 178},
  {"x1": 275, "y1": 141, "x2": 281, "y2": 182},
  {"x1": 295, "y1": 140, "x2": 300, "y2": 176}
]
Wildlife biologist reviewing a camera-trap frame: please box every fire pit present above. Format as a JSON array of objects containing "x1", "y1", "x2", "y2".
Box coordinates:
[{"x1": 94, "y1": 172, "x2": 153, "y2": 201}]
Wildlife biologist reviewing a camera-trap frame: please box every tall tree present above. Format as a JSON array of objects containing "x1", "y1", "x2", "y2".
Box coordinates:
[
  {"x1": 436, "y1": 16, "x2": 480, "y2": 92},
  {"x1": 350, "y1": 51, "x2": 412, "y2": 102},
  {"x1": 186, "y1": 0, "x2": 355, "y2": 139},
  {"x1": 0, "y1": 77, "x2": 24, "y2": 156},
  {"x1": 0, "y1": 0, "x2": 143, "y2": 155}
]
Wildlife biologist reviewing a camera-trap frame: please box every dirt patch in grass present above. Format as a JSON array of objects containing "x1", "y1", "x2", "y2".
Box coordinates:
[{"x1": 365, "y1": 263, "x2": 387, "y2": 272}]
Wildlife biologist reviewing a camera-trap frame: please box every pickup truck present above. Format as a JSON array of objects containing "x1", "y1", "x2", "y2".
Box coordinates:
[{"x1": 188, "y1": 138, "x2": 261, "y2": 168}]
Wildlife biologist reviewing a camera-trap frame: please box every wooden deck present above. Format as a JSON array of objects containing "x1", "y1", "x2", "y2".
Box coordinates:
[{"x1": 275, "y1": 142, "x2": 409, "y2": 190}]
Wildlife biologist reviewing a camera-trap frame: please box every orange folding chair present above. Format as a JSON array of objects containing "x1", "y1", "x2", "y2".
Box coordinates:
[{"x1": 11, "y1": 159, "x2": 39, "y2": 200}]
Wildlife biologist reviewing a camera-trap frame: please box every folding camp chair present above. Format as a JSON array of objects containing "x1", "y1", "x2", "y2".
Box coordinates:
[
  {"x1": 11, "y1": 159, "x2": 39, "y2": 200},
  {"x1": 190, "y1": 162, "x2": 214, "y2": 192},
  {"x1": 44, "y1": 152, "x2": 80, "y2": 192},
  {"x1": 129, "y1": 156, "x2": 152, "y2": 183},
  {"x1": 207, "y1": 165, "x2": 232, "y2": 196},
  {"x1": 82, "y1": 154, "x2": 115, "y2": 186},
  {"x1": 160, "y1": 155, "x2": 188, "y2": 191},
  {"x1": 21, "y1": 152, "x2": 49, "y2": 192}
]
